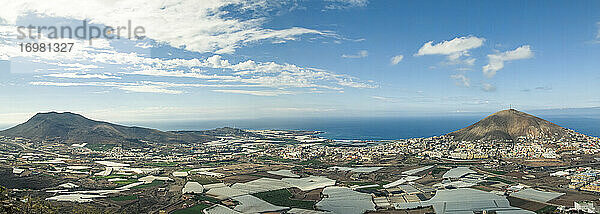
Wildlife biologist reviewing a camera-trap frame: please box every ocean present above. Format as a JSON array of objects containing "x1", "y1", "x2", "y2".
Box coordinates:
[
  {"x1": 0, "y1": 114, "x2": 596, "y2": 140},
  {"x1": 130, "y1": 115, "x2": 600, "y2": 140}
]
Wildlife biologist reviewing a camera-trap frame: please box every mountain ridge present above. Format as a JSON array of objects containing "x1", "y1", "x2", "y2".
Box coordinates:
[{"x1": 0, "y1": 112, "x2": 224, "y2": 145}]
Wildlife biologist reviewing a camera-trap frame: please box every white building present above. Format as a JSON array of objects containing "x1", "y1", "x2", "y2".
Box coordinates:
[{"x1": 574, "y1": 201, "x2": 596, "y2": 213}]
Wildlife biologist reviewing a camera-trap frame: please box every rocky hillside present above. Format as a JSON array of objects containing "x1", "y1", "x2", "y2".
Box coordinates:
[
  {"x1": 447, "y1": 109, "x2": 571, "y2": 142},
  {"x1": 0, "y1": 112, "x2": 217, "y2": 145}
]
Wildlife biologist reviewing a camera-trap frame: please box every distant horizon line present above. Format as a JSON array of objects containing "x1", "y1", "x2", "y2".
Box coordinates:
[
  {"x1": 1, "y1": 108, "x2": 599, "y2": 139},
  {"x1": 0, "y1": 106, "x2": 599, "y2": 125}
]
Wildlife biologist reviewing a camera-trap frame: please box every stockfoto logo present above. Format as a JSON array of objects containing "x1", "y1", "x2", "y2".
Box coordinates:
[{"x1": 16, "y1": 20, "x2": 146, "y2": 44}]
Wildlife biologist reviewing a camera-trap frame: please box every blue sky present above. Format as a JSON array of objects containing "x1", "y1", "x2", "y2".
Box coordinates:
[{"x1": 0, "y1": 0, "x2": 599, "y2": 124}]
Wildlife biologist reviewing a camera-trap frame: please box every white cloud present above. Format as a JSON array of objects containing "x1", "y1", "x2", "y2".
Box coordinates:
[
  {"x1": 30, "y1": 81, "x2": 180, "y2": 94},
  {"x1": 325, "y1": 0, "x2": 368, "y2": 10},
  {"x1": 481, "y1": 83, "x2": 496, "y2": 92},
  {"x1": 206, "y1": 55, "x2": 231, "y2": 67},
  {"x1": 0, "y1": 29, "x2": 374, "y2": 94},
  {"x1": 135, "y1": 42, "x2": 152, "y2": 49},
  {"x1": 455, "y1": 57, "x2": 476, "y2": 66},
  {"x1": 45, "y1": 72, "x2": 120, "y2": 79},
  {"x1": 1, "y1": 2, "x2": 375, "y2": 96},
  {"x1": 416, "y1": 36, "x2": 484, "y2": 56},
  {"x1": 534, "y1": 86, "x2": 552, "y2": 91},
  {"x1": 230, "y1": 60, "x2": 258, "y2": 71},
  {"x1": 416, "y1": 36, "x2": 484, "y2": 64},
  {"x1": 390, "y1": 55, "x2": 404, "y2": 65},
  {"x1": 31, "y1": 81, "x2": 266, "y2": 88},
  {"x1": 482, "y1": 45, "x2": 533, "y2": 78},
  {"x1": 595, "y1": 22, "x2": 600, "y2": 42},
  {"x1": 30, "y1": 82, "x2": 91, "y2": 87},
  {"x1": 29, "y1": 81, "x2": 255, "y2": 94},
  {"x1": 125, "y1": 69, "x2": 240, "y2": 81},
  {"x1": 0, "y1": 0, "x2": 327, "y2": 54},
  {"x1": 22, "y1": 48, "x2": 375, "y2": 94},
  {"x1": 342, "y1": 50, "x2": 368, "y2": 58},
  {"x1": 211, "y1": 89, "x2": 294, "y2": 96},
  {"x1": 371, "y1": 96, "x2": 398, "y2": 102},
  {"x1": 118, "y1": 85, "x2": 183, "y2": 94},
  {"x1": 268, "y1": 107, "x2": 336, "y2": 112},
  {"x1": 30, "y1": 79, "x2": 345, "y2": 96},
  {"x1": 337, "y1": 78, "x2": 377, "y2": 88},
  {"x1": 47, "y1": 63, "x2": 101, "y2": 71},
  {"x1": 450, "y1": 74, "x2": 470, "y2": 87}
]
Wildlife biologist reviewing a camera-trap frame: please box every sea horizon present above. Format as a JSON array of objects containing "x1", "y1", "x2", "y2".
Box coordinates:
[
  {"x1": 121, "y1": 115, "x2": 600, "y2": 140},
  {"x1": 1, "y1": 112, "x2": 597, "y2": 140},
  {"x1": 1, "y1": 114, "x2": 597, "y2": 141}
]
